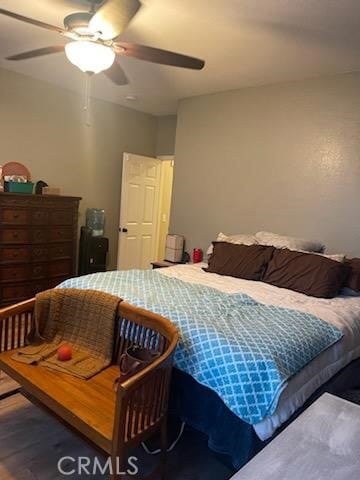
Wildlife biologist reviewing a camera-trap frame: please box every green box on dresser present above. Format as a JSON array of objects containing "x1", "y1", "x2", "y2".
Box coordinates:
[{"x1": 0, "y1": 192, "x2": 81, "y2": 307}]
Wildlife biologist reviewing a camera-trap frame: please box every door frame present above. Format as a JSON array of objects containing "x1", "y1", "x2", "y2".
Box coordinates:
[{"x1": 156, "y1": 155, "x2": 174, "y2": 261}]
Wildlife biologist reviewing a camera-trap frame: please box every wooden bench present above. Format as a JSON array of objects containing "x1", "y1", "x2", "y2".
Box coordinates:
[{"x1": 0, "y1": 297, "x2": 179, "y2": 479}]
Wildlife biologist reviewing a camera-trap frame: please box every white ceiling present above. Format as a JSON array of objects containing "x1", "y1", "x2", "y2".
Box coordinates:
[{"x1": 1, "y1": 0, "x2": 360, "y2": 115}]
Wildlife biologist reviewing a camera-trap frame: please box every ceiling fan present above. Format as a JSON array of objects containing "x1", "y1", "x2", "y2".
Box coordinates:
[{"x1": 0, "y1": 0, "x2": 205, "y2": 86}]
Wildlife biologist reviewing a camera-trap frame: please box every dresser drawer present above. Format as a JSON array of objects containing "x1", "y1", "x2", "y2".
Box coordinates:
[
  {"x1": 32, "y1": 246, "x2": 49, "y2": 262},
  {"x1": 0, "y1": 228, "x2": 50, "y2": 244},
  {"x1": 32, "y1": 210, "x2": 50, "y2": 225},
  {"x1": 0, "y1": 246, "x2": 49, "y2": 264},
  {"x1": 0, "y1": 265, "x2": 28, "y2": 283},
  {"x1": 0, "y1": 247, "x2": 31, "y2": 264},
  {"x1": 31, "y1": 229, "x2": 48, "y2": 244},
  {"x1": 49, "y1": 244, "x2": 72, "y2": 260},
  {"x1": 51, "y1": 210, "x2": 73, "y2": 225},
  {"x1": 49, "y1": 260, "x2": 72, "y2": 278},
  {"x1": 49, "y1": 227, "x2": 73, "y2": 243},
  {"x1": 0, "y1": 281, "x2": 47, "y2": 303},
  {"x1": 1, "y1": 283, "x2": 33, "y2": 303},
  {"x1": 0, "y1": 263, "x2": 48, "y2": 283},
  {"x1": 31, "y1": 263, "x2": 48, "y2": 279},
  {"x1": 0, "y1": 209, "x2": 29, "y2": 225},
  {"x1": 0, "y1": 229, "x2": 30, "y2": 244}
]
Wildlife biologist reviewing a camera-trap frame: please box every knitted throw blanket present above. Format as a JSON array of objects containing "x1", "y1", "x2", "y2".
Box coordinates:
[{"x1": 12, "y1": 288, "x2": 121, "y2": 379}]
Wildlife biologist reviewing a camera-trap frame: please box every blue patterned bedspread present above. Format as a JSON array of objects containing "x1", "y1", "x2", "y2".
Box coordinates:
[{"x1": 59, "y1": 270, "x2": 342, "y2": 424}]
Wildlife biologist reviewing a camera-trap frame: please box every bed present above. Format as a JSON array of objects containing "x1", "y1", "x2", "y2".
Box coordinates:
[{"x1": 58, "y1": 262, "x2": 360, "y2": 468}]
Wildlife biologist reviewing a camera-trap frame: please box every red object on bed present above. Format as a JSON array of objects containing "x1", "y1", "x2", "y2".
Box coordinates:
[{"x1": 192, "y1": 248, "x2": 203, "y2": 263}]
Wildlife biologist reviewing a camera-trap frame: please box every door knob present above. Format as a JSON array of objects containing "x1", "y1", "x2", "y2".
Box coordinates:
[{"x1": 120, "y1": 228, "x2": 128, "y2": 233}]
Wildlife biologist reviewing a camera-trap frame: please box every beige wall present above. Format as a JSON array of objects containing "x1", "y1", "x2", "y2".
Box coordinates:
[
  {"x1": 0, "y1": 68, "x2": 156, "y2": 269},
  {"x1": 170, "y1": 72, "x2": 360, "y2": 257},
  {"x1": 156, "y1": 115, "x2": 177, "y2": 155}
]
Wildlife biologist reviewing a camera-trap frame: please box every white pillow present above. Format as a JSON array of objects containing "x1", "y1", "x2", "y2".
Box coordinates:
[
  {"x1": 296, "y1": 250, "x2": 345, "y2": 262},
  {"x1": 217, "y1": 232, "x2": 258, "y2": 245},
  {"x1": 314, "y1": 252, "x2": 345, "y2": 262},
  {"x1": 206, "y1": 232, "x2": 258, "y2": 257},
  {"x1": 255, "y1": 231, "x2": 325, "y2": 253}
]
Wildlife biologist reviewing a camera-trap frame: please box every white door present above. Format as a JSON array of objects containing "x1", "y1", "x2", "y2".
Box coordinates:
[{"x1": 117, "y1": 153, "x2": 162, "y2": 270}]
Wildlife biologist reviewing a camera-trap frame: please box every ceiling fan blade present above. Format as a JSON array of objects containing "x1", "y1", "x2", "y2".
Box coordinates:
[
  {"x1": 6, "y1": 46, "x2": 65, "y2": 61},
  {"x1": 0, "y1": 8, "x2": 67, "y2": 36},
  {"x1": 114, "y1": 42, "x2": 205, "y2": 70},
  {"x1": 103, "y1": 60, "x2": 129, "y2": 85},
  {"x1": 89, "y1": 0, "x2": 141, "y2": 41}
]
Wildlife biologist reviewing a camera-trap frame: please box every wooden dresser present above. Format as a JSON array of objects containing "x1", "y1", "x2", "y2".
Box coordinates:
[{"x1": 0, "y1": 193, "x2": 81, "y2": 306}]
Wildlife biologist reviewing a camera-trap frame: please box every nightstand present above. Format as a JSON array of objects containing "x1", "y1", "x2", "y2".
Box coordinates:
[{"x1": 151, "y1": 260, "x2": 181, "y2": 269}]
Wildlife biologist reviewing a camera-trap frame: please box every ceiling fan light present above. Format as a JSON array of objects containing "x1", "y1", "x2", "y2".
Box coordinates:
[{"x1": 65, "y1": 41, "x2": 115, "y2": 74}]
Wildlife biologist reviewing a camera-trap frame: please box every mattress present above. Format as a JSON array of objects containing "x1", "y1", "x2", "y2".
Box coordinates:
[{"x1": 159, "y1": 263, "x2": 360, "y2": 440}]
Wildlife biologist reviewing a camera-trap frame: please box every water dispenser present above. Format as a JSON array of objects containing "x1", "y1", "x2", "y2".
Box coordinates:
[{"x1": 86, "y1": 208, "x2": 105, "y2": 237}]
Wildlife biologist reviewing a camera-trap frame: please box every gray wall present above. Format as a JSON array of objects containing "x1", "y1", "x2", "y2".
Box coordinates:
[
  {"x1": 0, "y1": 68, "x2": 156, "y2": 269},
  {"x1": 156, "y1": 115, "x2": 177, "y2": 155},
  {"x1": 170, "y1": 72, "x2": 360, "y2": 256}
]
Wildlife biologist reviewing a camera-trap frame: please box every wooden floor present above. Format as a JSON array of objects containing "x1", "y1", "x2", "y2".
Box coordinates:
[
  {"x1": 0, "y1": 375, "x2": 234, "y2": 480},
  {"x1": 0, "y1": 372, "x2": 19, "y2": 397}
]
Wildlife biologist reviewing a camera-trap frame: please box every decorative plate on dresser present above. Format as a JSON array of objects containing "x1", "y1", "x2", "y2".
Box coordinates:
[{"x1": 0, "y1": 193, "x2": 81, "y2": 306}]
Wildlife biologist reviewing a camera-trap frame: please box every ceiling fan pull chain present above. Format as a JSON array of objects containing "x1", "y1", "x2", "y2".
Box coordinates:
[{"x1": 84, "y1": 73, "x2": 92, "y2": 126}]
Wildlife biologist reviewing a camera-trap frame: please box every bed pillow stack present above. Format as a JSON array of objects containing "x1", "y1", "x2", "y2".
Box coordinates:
[
  {"x1": 205, "y1": 242, "x2": 274, "y2": 281},
  {"x1": 205, "y1": 235, "x2": 351, "y2": 298},
  {"x1": 206, "y1": 232, "x2": 257, "y2": 257},
  {"x1": 255, "y1": 231, "x2": 325, "y2": 253},
  {"x1": 217, "y1": 231, "x2": 258, "y2": 246},
  {"x1": 262, "y1": 248, "x2": 350, "y2": 298}
]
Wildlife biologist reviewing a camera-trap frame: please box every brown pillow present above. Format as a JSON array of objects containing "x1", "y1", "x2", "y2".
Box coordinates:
[
  {"x1": 204, "y1": 242, "x2": 275, "y2": 280},
  {"x1": 344, "y1": 258, "x2": 360, "y2": 291},
  {"x1": 263, "y1": 249, "x2": 350, "y2": 298}
]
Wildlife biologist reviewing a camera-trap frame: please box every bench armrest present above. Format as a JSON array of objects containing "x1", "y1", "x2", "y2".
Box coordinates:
[
  {"x1": 117, "y1": 336, "x2": 178, "y2": 395},
  {"x1": 0, "y1": 298, "x2": 35, "y2": 320},
  {"x1": 0, "y1": 299, "x2": 35, "y2": 353},
  {"x1": 113, "y1": 333, "x2": 178, "y2": 447}
]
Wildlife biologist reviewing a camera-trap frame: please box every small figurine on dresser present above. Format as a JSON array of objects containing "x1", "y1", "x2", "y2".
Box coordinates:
[{"x1": 35, "y1": 180, "x2": 48, "y2": 194}]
